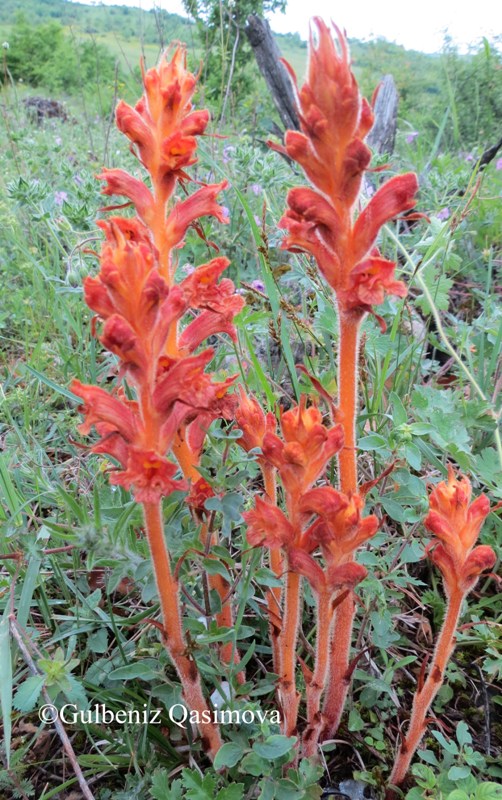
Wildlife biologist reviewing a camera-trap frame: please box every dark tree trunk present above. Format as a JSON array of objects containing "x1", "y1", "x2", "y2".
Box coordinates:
[
  {"x1": 245, "y1": 14, "x2": 300, "y2": 133},
  {"x1": 367, "y1": 74, "x2": 399, "y2": 155}
]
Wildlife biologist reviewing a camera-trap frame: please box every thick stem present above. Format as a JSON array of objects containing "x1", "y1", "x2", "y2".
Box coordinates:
[
  {"x1": 263, "y1": 463, "x2": 282, "y2": 677},
  {"x1": 337, "y1": 309, "x2": 361, "y2": 495},
  {"x1": 278, "y1": 565, "x2": 302, "y2": 736},
  {"x1": 302, "y1": 590, "x2": 333, "y2": 758},
  {"x1": 387, "y1": 588, "x2": 464, "y2": 795},
  {"x1": 143, "y1": 501, "x2": 222, "y2": 760},
  {"x1": 322, "y1": 591, "x2": 355, "y2": 737},
  {"x1": 322, "y1": 308, "x2": 362, "y2": 737}
]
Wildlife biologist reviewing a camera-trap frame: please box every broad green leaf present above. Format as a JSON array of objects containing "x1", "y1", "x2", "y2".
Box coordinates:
[
  {"x1": 390, "y1": 391, "x2": 407, "y2": 426},
  {"x1": 475, "y1": 784, "x2": 502, "y2": 799},
  {"x1": 213, "y1": 741, "x2": 244, "y2": 770},
  {"x1": 253, "y1": 734, "x2": 297, "y2": 760},
  {"x1": 448, "y1": 765, "x2": 471, "y2": 781},
  {"x1": 358, "y1": 433, "x2": 388, "y2": 450}
]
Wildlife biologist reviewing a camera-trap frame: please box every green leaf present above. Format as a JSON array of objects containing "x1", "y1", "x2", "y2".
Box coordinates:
[
  {"x1": 415, "y1": 261, "x2": 453, "y2": 314},
  {"x1": 390, "y1": 391, "x2": 407, "y2": 426},
  {"x1": 455, "y1": 721, "x2": 472, "y2": 747},
  {"x1": 216, "y1": 786, "x2": 246, "y2": 800},
  {"x1": 150, "y1": 770, "x2": 183, "y2": 800},
  {"x1": 213, "y1": 741, "x2": 245, "y2": 770},
  {"x1": 448, "y1": 765, "x2": 471, "y2": 781},
  {"x1": 240, "y1": 751, "x2": 272, "y2": 777},
  {"x1": 253, "y1": 734, "x2": 297, "y2": 760},
  {"x1": 432, "y1": 729, "x2": 459, "y2": 755},
  {"x1": 0, "y1": 454, "x2": 23, "y2": 526},
  {"x1": 403, "y1": 442, "x2": 422, "y2": 470},
  {"x1": 358, "y1": 434, "x2": 388, "y2": 450},
  {"x1": 17, "y1": 555, "x2": 42, "y2": 631},
  {"x1": 181, "y1": 768, "x2": 217, "y2": 799},
  {"x1": 348, "y1": 708, "x2": 365, "y2": 732},
  {"x1": 108, "y1": 662, "x2": 158, "y2": 681},
  {"x1": 13, "y1": 674, "x2": 45, "y2": 712},
  {"x1": 446, "y1": 792, "x2": 470, "y2": 800},
  {"x1": 475, "y1": 784, "x2": 502, "y2": 799},
  {"x1": 23, "y1": 363, "x2": 81, "y2": 402},
  {"x1": 0, "y1": 616, "x2": 13, "y2": 767},
  {"x1": 406, "y1": 789, "x2": 426, "y2": 800}
]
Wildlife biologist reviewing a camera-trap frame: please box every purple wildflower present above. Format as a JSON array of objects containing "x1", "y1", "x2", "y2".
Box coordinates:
[
  {"x1": 250, "y1": 183, "x2": 262, "y2": 196},
  {"x1": 406, "y1": 131, "x2": 419, "y2": 144},
  {"x1": 222, "y1": 145, "x2": 235, "y2": 164},
  {"x1": 251, "y1": 279, "x2": 265, "y2": 292},
  {"x1": 496, "y1": 157, "x2": 502, "y2": 171},
  {"x1": 436, "y1": 207, "x2": 450, "y2": 221},
  {"x1": 54, "y1": 191, "x2": 68, "y2": 207}
]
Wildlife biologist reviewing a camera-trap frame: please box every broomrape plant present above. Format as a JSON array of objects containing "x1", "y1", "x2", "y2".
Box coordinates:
[
  {"x1": 71, "y1": 46, "x2": 244, "y2": 761},
  {"x1": 71, "y1": 18, "x2": 497, "y2": 792}
]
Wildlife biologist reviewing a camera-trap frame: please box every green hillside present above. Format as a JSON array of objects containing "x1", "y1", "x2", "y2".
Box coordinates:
[{"x1": 1, "y1": 0, "x2": 501, "y2": 149}]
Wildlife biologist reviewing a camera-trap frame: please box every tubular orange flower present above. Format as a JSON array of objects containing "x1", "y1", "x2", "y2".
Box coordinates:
[
  {"x1": 71, "y1": 45, "x2": 246, "y2": 761},
  {"x1": 388, "y1": 469, "x2": 495, "y2": 794}
]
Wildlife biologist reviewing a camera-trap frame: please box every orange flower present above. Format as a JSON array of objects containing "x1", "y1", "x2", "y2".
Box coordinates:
[
  {"x1": 299, "y1": 486, "x2": 379, "y2": 563},
  {"x1": 234, "y1": 386, "x2": 277, "y2": 455},
  {"x1": 262, "y1": 397, "x2": 344, "y2": 496},
  {"x1": 115, "y1": 47, "x2": 209, "y2": 202},
  {"x1": 288, "y1": 548, "x2": 367, "y2": 593},
  {"x1": 273, "y1": 19, "x2": 419, "y2": 316},
  {"x1": 112, "y1": 448, "x2": 187, "y2": 503},
  {"x1": 243, "y1": 496, "x2": 297, "y2": 549},
  {"x1": 424, "y1": 466, "x2": 495, "y2": 594}
]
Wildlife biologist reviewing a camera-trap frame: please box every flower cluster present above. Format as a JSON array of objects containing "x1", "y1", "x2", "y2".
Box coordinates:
[
  {"x1": 424, "y1": 466, "x2": 495, "y2": 595},
  {"x1": 71, "y1": 47, "x2": 244, "y2": 504},
  {"x1": 272, "y1": 18, "x2": 419, "y2": 321},
  {"x1": 237, "y1": 393, "x2": 377, "y2": 739}
]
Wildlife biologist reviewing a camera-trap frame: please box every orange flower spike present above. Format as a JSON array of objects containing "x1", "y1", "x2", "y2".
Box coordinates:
[
  {"x1": 276, "y1": 19, "x2": 419, "y2": 312},
  {"x1": 388, "y1": 471, "x2": 496, "y2": 794}
]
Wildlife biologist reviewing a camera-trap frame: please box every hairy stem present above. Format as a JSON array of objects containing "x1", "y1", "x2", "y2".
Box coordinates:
[
  {"x1": 278, "y1": 565, "x2": 302, "y2": 736},
  {"x1": 302, "y1": 590, "x2": 333, "y2": 757},
  {"x1": 143, "y1": 501, "x2": 222, "y2": 760},
  {"x1": 387, "y1": 588, "x2": 464, "y2": 795},
  {"x1": 263, "y1": 463, "x2": 282, "y2": 677},
  {"x1": 322, "y1": 309, "x2": 362, "y2": 736},
  {"x1": 337, "y1": 309, "x2": 361, "y2": 495}
]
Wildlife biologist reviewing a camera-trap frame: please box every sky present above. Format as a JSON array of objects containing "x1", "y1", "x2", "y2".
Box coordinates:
[{"x1": 88, "y1": 0, "x2": 502, "y2": 54}]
